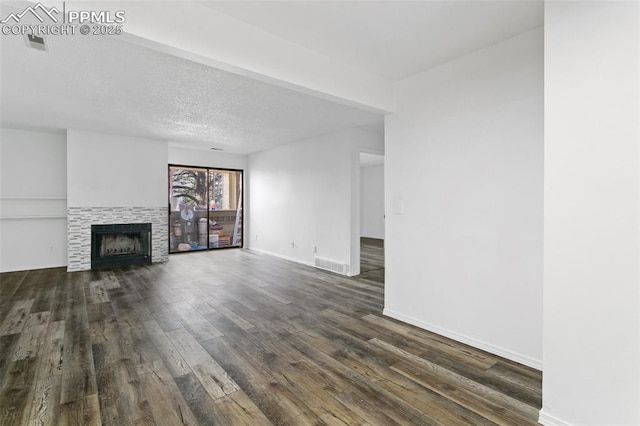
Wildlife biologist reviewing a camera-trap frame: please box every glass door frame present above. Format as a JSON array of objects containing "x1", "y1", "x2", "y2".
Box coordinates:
[{"x1": 168, "y1": 164, "x2": 244, "y2": 254}]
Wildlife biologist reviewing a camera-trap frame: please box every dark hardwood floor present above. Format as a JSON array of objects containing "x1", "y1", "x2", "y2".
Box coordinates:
[
  {"x1": 360, "y1": 238, "x2": 384, "y2": 284},
  {"x1": 0, "y1": 247, "x2": 541, "y2": 425}
]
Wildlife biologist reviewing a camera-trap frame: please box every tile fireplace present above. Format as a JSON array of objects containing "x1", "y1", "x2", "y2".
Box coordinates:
[{"x1": 67, "y1": 206, "x2": 168, "y2": 271}]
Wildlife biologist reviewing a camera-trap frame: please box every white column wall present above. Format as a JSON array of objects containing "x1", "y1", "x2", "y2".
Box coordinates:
[
  {"x1": 541, "y1": 2, "x2": 640, "y2": 424},
  {"x1": 384, "y1": 28, "x2": 543, "y2": 368}
]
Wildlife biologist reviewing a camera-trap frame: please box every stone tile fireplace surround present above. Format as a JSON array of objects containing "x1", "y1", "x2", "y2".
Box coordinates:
[{"x1": 67, "y1": 206, "x2": 168, "y2": 271}]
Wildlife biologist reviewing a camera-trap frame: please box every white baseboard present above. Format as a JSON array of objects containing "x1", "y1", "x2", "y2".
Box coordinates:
[
  {"x1": 538, "y1": 409, "x2": 572, "y2": 426},
  {"x1": 247, "y1": 247, "x2": 315, "y2": 268},
  {"x1": 248, "y1": 247, "x2": 356, "y2": 276},
  {"x1": 382, "y1": 308, "x2": 543, "y2": 371}
]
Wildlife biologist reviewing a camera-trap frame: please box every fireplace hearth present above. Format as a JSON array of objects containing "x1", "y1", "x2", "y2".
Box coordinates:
[{"x1": 91, "y1": 223, "x2": 151, "y2": 269}]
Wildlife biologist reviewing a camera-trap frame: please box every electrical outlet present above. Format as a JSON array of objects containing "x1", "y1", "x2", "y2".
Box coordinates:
[
  {"x1": 313, "y1": 245, "x2": 317, "y2": 254},
  {"x1": 290, "y1": 241, "x2": 295, "y2": 248}
]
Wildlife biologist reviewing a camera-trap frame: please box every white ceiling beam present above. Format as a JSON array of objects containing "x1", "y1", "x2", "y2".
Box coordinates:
[{"x1": 65, "y1": 1, "x2": 395, "y2": 113}]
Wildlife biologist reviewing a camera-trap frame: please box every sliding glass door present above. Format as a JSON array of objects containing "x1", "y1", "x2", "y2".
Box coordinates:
[{"x1": 169, "y1": 165, "x2": 243, "y2": 253}]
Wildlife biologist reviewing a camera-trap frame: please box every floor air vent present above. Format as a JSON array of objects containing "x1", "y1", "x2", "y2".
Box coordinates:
[
  {"x1": 314, "y1": 257, "x2": 347, "y2": 275},
  {"x1": 25, "y1": 33, "x2": 48, "y2": 52}
]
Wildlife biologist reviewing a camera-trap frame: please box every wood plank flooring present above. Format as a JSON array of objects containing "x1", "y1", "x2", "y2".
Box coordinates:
[
  {"x1": 0, "y1": 246, "x2": 541, "y2": 425},
  {"x1": 360, "y1": 238, "x2": 384, "y2": 283}
]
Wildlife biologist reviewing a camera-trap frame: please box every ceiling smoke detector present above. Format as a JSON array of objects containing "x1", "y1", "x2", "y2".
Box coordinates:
[{"x1": 24, "y1": 33, "x2": 48, "y2": 52}]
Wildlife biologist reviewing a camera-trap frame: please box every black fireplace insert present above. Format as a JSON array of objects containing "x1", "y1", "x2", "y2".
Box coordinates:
[{"x1": 91, "y1": 223, "x2": 151, "y2": 269}]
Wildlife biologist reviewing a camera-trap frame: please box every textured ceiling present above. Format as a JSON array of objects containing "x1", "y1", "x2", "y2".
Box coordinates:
[
  {"x1": 201, "y1": 0, "x2": 544, "y2": 81},
  {"x1": 0, "y1": 1, "x2": 542, "y2": 153},
  {"x1": 0, "y1": 19, "x2": 383, "y2": 154}
]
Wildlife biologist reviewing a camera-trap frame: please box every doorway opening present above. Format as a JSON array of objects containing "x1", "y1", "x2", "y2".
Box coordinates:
[
  {"x1": 358, "y1": 152, "x2": 385, "y2": 281},
  {"x1": 360, "y1": 237, "x2": 384, "y2": 282}
]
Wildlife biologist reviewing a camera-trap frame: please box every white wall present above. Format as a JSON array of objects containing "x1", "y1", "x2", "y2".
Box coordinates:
[
  {"x1": 168, "y1": 146, "x2": 248, "y2": 171},
  {"x1": 384, "y1": 28, "x2": 543, "y2": 368},
  {"x1": 67, "y1": 129, "x2": 167, "y2": 208},
  {"x1": 248, "y1": 130, "x2": 353, "y2": 269},
  {"x1": 248, "y1": 127, "x2": 382, "y2": 274},
  {"x1": 361, "y1": 164, "x2": 384, "y2": 239},
  {"x1": 541, "y1": 2, "x2": 640, "y2": 425},
  {"x1": 0, "y1": 128, "x2": 68, "y2": 272}
]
